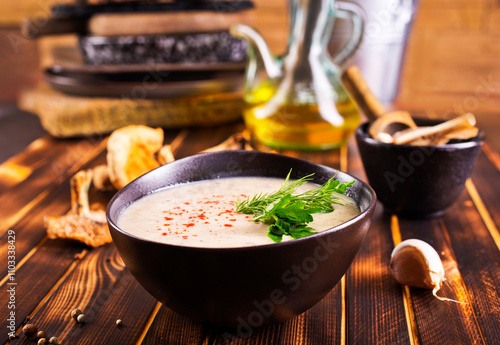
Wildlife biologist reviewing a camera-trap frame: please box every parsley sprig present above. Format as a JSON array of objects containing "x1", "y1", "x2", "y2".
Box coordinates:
[{"x1": 235, "y1": 171, "x2": 355, "y2": 243}]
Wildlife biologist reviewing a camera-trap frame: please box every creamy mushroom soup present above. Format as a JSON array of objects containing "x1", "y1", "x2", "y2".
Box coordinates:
[{"x1": 117, "y1": 177, "x2": 360, "y2": 248}]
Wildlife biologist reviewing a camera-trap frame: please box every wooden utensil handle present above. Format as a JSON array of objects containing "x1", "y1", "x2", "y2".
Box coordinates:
[
  {"x1": 341, "y1": 65, "x2": 386, "y2": 121},
  {"x1": 21, "y1": 17, "x2": 87, "y2": 38}
]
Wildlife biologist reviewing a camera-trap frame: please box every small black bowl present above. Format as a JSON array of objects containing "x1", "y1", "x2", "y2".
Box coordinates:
[
  {"x1": 106, "y1": 150, "x2": 376, "y2": 330},
  {"x1": 355, "y1": 118, "x2": 484, "y2": 218}
]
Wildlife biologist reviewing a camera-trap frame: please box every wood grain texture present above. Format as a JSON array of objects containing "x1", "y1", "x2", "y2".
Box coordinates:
[
  {"x1": 0, "y1": 239, "x2": 86, "y2": 344},
  {"x1": 347, "y1": 206, "x2": 411, "y2": 345},
  {"x1": 0, "y1": 182, "x2": 70, "y2": 279},
  {"x1": 398, "y1": 0, "x2": 500, "y2": 112},
  {"x1": 469, "y1": 150, "x2": 500, "y2": 236},
  {"x1": 441, "y1": 194, "x2": 500, "y2": 344},
  {"x1": 0, "y1": 136, "x2": 106, "y2": 237},
  {"x1": 13, "y1": 244, "x2": 155, "y2": 345},
  {"x1": 61, "y1": 269, "x2": 158, "y2": 345},
  {"x1": 0, "y1": 151, "x2": 108, "y2": 277}
]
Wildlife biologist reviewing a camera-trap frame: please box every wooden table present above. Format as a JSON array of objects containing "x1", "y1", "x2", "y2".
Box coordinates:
[{"x1": 1, "y1": 106, "x2": 499, "y2": 345}]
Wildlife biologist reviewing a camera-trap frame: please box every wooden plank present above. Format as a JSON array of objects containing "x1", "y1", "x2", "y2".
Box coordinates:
[
  {"x1": 0, "y1": 151, "x2": 108, "y2": 277},
  {"x1": 13, "y1": 244, "x2": 156, "y2": 345},
  {"x1": 441, "y1": 193, "x2": 500, "y2": 343},
  {"x1": 0, "y1": 180, "x2": 71, "y2": 279},
  {"x1": 0, "y1": 239, "x2": 86, "y2": 344},
  {"x1": 0, "y1": 136, "x2": 82, "y2": 191},
  {"x1": 0, "y1": 136, "x2": 106, "y2": 236},
  {"x1": 469, "y1": 148, "x2": 500, "y2": 237},
  {"x1": 0, "y1": 150, "x2": 114, "y2": 343},
  {"x1": 346, "y1": 205, "x2": 411, "y2": 344},
  {"x1": 58, "y1": 270, "x2": 157, "y2": 345},
  {"x1": 398, "y1": 0, "x2": 500, "y2": 111}
]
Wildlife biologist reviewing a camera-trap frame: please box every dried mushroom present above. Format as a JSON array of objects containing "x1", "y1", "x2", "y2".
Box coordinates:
[
  {"x1": 369, "y1": 112, "x2": 478, "y2": 146},
  {"x1": 368, "y1": 111, "x2": 417, "y2": 143},
  {"x1": 45, "y1": 170, "x2": 112, "y2": 247},
  {"x1": 202, "y1": 132, "x2": 254, "y2": 152},
  {"x1": 391, "y1": 113, "x2": 477, "y2": 145},
  {"x1": 107, "y1": 125, "x2": 164, "y2": 190},
  {"x1": 92, "y1": 164, "x2": 114, "y2": 191},
  {"x1": 156, "y1": 144, "x2": 175, "y2": 165}
]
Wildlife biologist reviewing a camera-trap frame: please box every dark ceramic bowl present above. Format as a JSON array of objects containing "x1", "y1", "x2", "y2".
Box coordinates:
[
  {"x1": 355, "y1": 118, "x2": 484, "y2": 218},
  {"x1": 106, "y1": 151, "x2": 376, "y2": 330}
]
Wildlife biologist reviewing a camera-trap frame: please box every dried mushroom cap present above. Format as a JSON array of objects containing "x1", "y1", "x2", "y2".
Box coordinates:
[
  {"x1": 46, "y1": 212, "x2": 111, "y2": 247},
  {"x1": 368, "y1": 111, "x2": 417, "y2": 143},
  {"x1": 45, "y1": 170, "x2": 112, "y2": 247},
  {"x1": 107, "y1": 125, "x2": 164, "y2": 190}
]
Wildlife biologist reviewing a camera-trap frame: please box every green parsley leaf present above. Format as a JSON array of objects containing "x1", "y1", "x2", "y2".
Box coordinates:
[{"x1": 235, "y1": 170, "x2": 355, "y2": 243}]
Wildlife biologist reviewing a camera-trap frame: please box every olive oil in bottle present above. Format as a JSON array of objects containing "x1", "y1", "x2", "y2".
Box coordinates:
[{"x1": 243, "y1": 84, "x2": 360, "y2": 150}]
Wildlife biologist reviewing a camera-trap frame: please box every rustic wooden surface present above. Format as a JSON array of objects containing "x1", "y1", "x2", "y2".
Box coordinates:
[{"x1": 0, "y1": 111, "x2": 499, "y2": 344}]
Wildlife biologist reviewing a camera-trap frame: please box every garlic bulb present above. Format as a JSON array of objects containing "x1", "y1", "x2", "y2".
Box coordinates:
[{"x1": 390, "y1": 239, "x2": 464, "y2": 303}]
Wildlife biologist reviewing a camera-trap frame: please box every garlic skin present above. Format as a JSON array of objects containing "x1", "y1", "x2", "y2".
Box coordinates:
[{"x1": 390, "y1": 239, "x2": 445, "y2": 291}]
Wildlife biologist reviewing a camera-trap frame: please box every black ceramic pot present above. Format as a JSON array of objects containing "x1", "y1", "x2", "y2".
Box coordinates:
[
  {"x1": 355, "y1": 118, "x2": 484, "y2": 218},
  {"x1": 106, "y1": 151, "x2": 376, "y2": 331}
]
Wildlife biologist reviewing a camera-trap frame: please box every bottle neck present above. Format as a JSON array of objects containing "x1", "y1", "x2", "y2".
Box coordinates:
[{"x1": 287, "y1": 0, "x2": 334, "y2": 61}]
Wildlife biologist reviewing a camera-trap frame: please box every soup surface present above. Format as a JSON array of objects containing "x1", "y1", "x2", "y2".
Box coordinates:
[{"x1": 117, "y1": 177, "x2": 360, "y2": 248}]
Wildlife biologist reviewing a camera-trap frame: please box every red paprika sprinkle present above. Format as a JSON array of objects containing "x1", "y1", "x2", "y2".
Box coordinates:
[
  {"x1": 182, "y1": 236, "x2": 188, "y2": 239},
  {"x1": 183, "y1": 223, "x2": 195, "y2": 227},
  {"x1": 162, "y1": 233, "x2": 167, "y2": 236},
  {"x1": 224, "y1": 224, "x2": 233, "y2": 227},
  {"x1": 164, "y1": 217, "x2": 174, "y2": 221}
]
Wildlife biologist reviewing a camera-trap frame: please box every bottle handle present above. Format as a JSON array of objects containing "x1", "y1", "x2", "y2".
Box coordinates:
[{"x1": 331, "y1": 1, "x2": 364, "y2": 66}]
